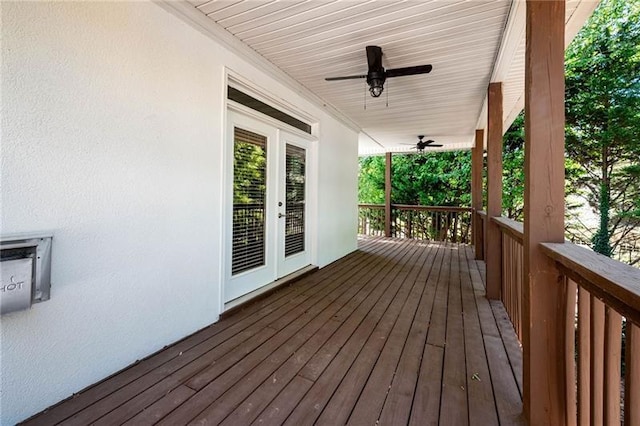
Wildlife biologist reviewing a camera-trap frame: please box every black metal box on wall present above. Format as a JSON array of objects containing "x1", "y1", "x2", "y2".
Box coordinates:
[{"x1": 1, "y1": 234, "x2": 52, "y2": 315}]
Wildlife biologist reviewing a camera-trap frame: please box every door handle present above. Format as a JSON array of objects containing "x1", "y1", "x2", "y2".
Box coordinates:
[{"x1": 278, "y1": 213, "x2": 286, "y2": 218}]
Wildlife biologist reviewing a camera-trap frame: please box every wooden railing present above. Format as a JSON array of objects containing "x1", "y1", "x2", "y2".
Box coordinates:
[
  {"x1": 493, "y1": 217, "x2": 524, "y2": 341},
  {"x1": 489, "y1": 213, "x2": 640, "y2": 424},
  {"x1": 357, "y1": 204, "x2": 386, "y2": 237},
  {"x1": 541, "y1": 243, "x2": 640, "y2": 426},
  {"x1": 392, "y1": 205, "x2": 472, "y2": 243},
  {"x1": 358, "y1": 204, "x2": 472, "y2": 243}
]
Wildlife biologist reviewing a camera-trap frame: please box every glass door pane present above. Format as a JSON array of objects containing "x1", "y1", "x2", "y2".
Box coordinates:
[
  {"x1": 232, "y1": 127, "x2": 267, "y2": 275},
  {"x1": 284, "y1": 144, "x2": 306, "y2": 257}
]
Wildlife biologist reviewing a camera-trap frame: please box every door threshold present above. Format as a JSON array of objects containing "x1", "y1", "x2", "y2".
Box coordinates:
[{"x1": 222, "y1": 265, "x2": 318, "y2": 319}]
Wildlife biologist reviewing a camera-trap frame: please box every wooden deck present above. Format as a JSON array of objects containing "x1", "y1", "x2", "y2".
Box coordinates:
[{"x1": 23, "y1": 237, "x2": 525, "y2": 426}]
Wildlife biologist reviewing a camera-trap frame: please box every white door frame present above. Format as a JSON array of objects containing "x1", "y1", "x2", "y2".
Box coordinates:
[{"x1": 223, "y1": 107, "x2": 316, "y2": 304}]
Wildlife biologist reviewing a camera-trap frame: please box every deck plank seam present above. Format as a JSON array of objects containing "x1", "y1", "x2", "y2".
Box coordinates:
[
  {"x1": 173, "y1": 240, "x2": 420, "y2": 424},
  {"x1": 348, "y1": 242, "x2": 442, "y2": 425},
  {"x1": 83, "y1": 240, "x2": 407, "y2": 425},
  {"x1": 376, "y1": 242, "x2": 445, "y2": 425},
  {"x1": 279, "y1": 240, "x2": 433, "y2": 425},
  {"x1": 193, "y1": 241, "x2": 426, "y2": 424},
  {"x1": 461, "y1": 245, "x2": 500, "y2": 426},
  {"x1": 185, "y1": 238, "x2": 422, "y2": 424}
]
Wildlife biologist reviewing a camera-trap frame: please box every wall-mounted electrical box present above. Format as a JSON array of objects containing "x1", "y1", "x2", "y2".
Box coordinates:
[{"x1": 1, "y1": 234, "x2": 52, "y2": 315}]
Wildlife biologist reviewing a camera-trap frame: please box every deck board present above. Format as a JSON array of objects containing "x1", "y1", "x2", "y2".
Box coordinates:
[
  {"x1": 22, "y1": 237, "x2": 524, "y2": 426},
  {"x1": 460, "y1": 246, "x2": 500, "y2": 426},
  {"x1": 439, "y1": 243, "x2": 469, "y2": 426}
]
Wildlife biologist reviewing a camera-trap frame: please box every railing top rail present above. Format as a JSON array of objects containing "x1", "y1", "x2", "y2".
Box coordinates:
[
  {"x1": 358, "y1": 204, "x2": 472, "y2": 212},
  {"x1": 492, "y1": 216, "x2": 524, "y2": 243},
  {"x1": 541, "y1": 242, "x2": 640, "y2": 326},
  {"x1": 477, "y1": 210, "x2": 487, "y2": 218},
  {"x1": 393, "y1": 204, "x2": 472, "y2": 212}
]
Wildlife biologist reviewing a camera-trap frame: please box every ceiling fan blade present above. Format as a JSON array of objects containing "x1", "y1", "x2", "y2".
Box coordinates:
[
  {"x1": 425, "y1": 144, "x2": 443, "y2": 147},
  {"x1": 325, "y1": 75, "x2": 367, "y2": 81},
  {"x1": 366, "y1": 45, "x2": 383, "y2": 71},
  {"x1": 386, "y1": 64, "x2": 433, "y2": 78}
]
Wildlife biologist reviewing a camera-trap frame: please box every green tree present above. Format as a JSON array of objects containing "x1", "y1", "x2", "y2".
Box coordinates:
[
  {"x1": 502, "y1": 113, "x2": 525, "y2": 220},
  {"x1": 358, "y1": 152, "x2": 472, "y2": 206},
  {"x1": 358, "y1": 156, "x2": 386, "y2": 204},
  {"x1": 564, "y1": 0, "x2": 640, "y2": 263},
  {"x1": 392, "y1": 151, "x2": 471, "y2": 206},
  {"x1": 233, "y1": 141, "x2": 267, "y2": 204}
]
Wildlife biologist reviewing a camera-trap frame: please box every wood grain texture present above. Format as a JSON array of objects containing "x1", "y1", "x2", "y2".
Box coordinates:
[
  {"x1": 485, "y1": 82, "x2": 502, "y2": 301},
  {"x1": 590, "y1": 296, "x2": 605, "y2": 426},
  {"x1": 540, "y1": 242, "x2": 640, "y2": 326},
  {"x1": 492, "y1": 216, "x2": 524, "y2": 243},
  {"x1": 22, "y1": 238, "x2": 524, "y2": 426},
  {"x1": 472, "y1": 130, "x2": 484, "y2": 260},
  {"x1": 603, "y1": 307, "x2": 621, "y2": 425},
  {"x1": 564, "y1": 278, "x2": 577, "y2": 426},
  {"x1": 577, "y1": 285, "x2": 591, "y2": 426},
  {"x1": 523, "y1": 1, "x2": 567, "y2": 424},
  {"x1": 460, "y1": 247, "x2": 499, "y2": 426},
  {"x1": 625, "y1": 323, "x2": 640, "y2": 426}
]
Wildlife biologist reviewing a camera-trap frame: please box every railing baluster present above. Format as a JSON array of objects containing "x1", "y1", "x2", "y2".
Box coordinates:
[
  {"x1": 512, "y1": 238, "x2": 517, "y2": 330},
  {"x1": 566, "y1": 277, "x2": 578, "y2": 426},
  {"x1": 578, "y1": 286, "x2": 591, "y2": 426},
  {"x1": 357, "y1": 205, "x2": 472, "y2": 243},
  {"x1": 502, "y1": 236, "x2": 508, "y2": 312},
  {"x1": 604, "y1": 307, "x2": 622, "y2": 424},
  {"x1": 492, "y1": 217, "x2": 524, "y2": 341},
  {"x1": 591, "y1": 296, "x2": 605, "y2": 425},
  {"x1": 626, "y1": 323, "x2": 640, "y2": 426},
  {"x1": 516, "y1": 242, "x2": 523, "y2": 339}
]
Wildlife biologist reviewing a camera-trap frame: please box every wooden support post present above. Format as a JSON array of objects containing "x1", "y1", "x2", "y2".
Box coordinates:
[
  {"x1": 385, "y1": 152, "x2": 392, "y2": 237},
  {"x1": 523, "y1": 1, "x2": 566, "y2": 425},
  {"x1": 486, "y1": 82, "x2": 502, "y2": 300},
  {"x1": 472, "y1": 129, "x2": 485, "y2": 260}
]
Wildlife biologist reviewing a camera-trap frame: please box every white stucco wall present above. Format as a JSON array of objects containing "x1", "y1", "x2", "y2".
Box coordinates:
[
  {"x1": 316, "y1": 123, "x2": 359, "y2": 267},
  {"x1": 0, "y1": 2, "x2": 358, "y2": 424}
]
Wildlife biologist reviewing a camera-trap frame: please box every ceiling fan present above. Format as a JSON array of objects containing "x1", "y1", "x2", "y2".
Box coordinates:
[
  {"x1": 325, "y1": 45, "x2": 433, "y2": 98},
  {"x1": 403, "y1": 135, "x2": 443, "y2": 152}
]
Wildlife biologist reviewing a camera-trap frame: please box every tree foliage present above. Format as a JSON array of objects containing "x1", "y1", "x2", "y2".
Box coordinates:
[
  {"x1": 502, "y1": 114, "x2": 525, "y2": 220},
  {"x1": 233, "y1": 141, "x2": 266, "y2": 204},
  {"x1": 358, "y1": 155, "x2": 386, "y2": 204},
  {"x1": 564, "y1": 0, "x2": 640, "y2": 262},
  {"x1": 358, "y1": 151, "x2": 471, "y2": 206}
]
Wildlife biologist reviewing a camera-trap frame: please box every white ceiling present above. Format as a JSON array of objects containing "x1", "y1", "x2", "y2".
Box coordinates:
[{"x1": 185, "y1": 0, "x2": 599, "y2": 154}]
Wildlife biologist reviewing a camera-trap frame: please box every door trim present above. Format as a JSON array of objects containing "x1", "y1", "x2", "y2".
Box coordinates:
[{"x1": 222, "y1": 109, "x2": 317, "y2": 305}]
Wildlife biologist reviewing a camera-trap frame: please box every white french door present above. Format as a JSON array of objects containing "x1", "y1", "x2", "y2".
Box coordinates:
[
  {"x1": 277, "y1": 131, "x2": 311, "y2": 277},
  {"x1": 224, "y1": 110, "x2": 311, "y2": 303}
]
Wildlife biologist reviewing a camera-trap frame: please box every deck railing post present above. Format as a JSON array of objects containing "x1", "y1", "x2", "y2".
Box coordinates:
[
  {"x1": 523, "y1": 1, "x2": 567, "y2": 424},
  {"x1": 472, "y1": 129, "x2": 484, "y2": 260},
  {"x1": 486, "y1": 83, "x2": 503, "y2": 300}
]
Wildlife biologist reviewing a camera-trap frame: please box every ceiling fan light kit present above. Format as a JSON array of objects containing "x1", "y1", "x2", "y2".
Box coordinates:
[
  {"x1": 367, "y1": 73, "x2": 385, "y2": 97},
  {"x1": 325, "y1": 45, "x2": 432, "y2": 98}
]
